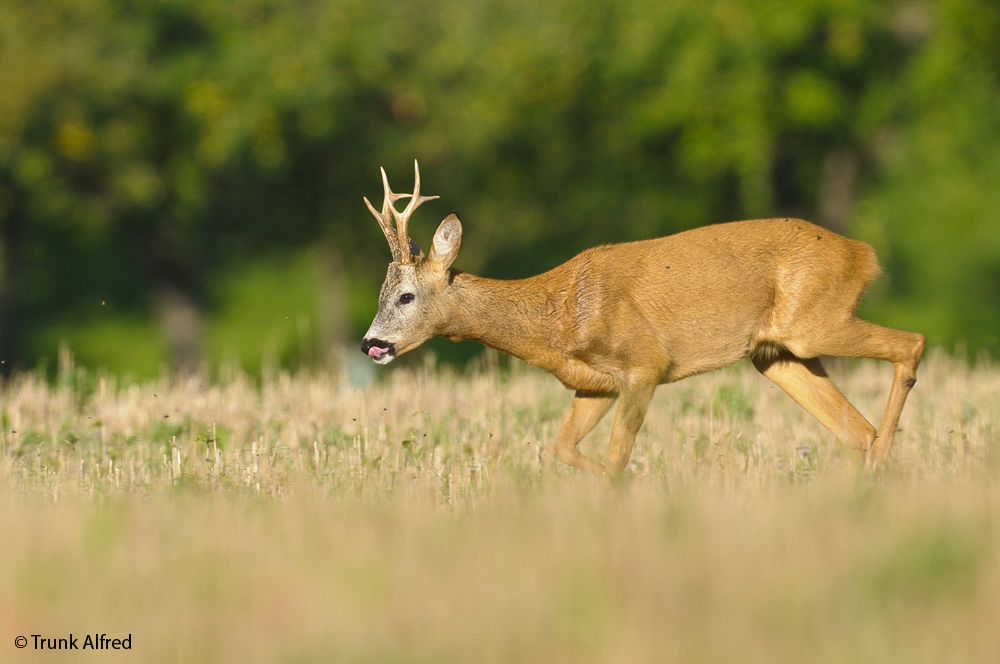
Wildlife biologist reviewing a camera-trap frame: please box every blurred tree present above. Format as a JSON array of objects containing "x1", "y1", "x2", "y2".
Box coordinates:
[
  {"x1": 0, "y1": 0, "x2": 364, "y2": 372},
  {"x1": 0, "y1": 0, "x2": 997, "y2": 375},
  {"x1": 853, "y1": 0, "x2": 1000, "y2": 351}
]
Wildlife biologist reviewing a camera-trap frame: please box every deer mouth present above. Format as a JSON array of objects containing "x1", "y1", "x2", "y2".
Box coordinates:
[{"x1": 361, "y1": 338, "x2": 395, "y2": 365}]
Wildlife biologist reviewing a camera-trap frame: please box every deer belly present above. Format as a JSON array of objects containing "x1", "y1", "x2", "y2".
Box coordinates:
[{"x1": 660, "y1": 328, "x2": 753, "y2": 382}]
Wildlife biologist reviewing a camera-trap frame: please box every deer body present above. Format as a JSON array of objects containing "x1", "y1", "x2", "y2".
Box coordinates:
[
  {"x1": 436, "y1": 219, "x2": 861, "y2": 390},
  {"x1": 362, "y1": 163, "x2": 925, "y2": 479}
]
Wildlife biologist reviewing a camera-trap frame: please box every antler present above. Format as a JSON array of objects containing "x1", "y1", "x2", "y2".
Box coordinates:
[
  {"x1": 363, "y1": 160, "x2": 438, "y2": 264},
  {"x1": 363, "y1": 171, "x2": 404, "y2": 262}
]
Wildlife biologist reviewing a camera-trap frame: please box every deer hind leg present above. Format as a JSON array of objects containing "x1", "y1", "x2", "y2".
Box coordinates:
[
  {"x1": 752, "y1": 354, "x2": 876, "y2": 456},
  {"x1": 553, "y1": 391, "x2": 616, "y2": 478},
  {"x1": 604, "y1": 381, "x2": 657, "y2": 482},
  {"x1": 786, "y1": 318, "x2": 926, "y2": 471}
]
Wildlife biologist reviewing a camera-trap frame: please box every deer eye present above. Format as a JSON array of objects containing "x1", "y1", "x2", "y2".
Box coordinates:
[{"x1": 398, "y1": 293, "x2": 415, "y2": 305}]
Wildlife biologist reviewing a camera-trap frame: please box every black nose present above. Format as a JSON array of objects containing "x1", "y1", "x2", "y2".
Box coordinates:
[{"x1": 361, "y1": 338, "x2": 392, "y2": 355}]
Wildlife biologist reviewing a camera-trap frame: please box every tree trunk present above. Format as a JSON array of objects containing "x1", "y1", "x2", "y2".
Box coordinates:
[
  {"x1": 316, "y1": 244, "x2": 349, "y2": 370},
  {"x1": 154, "y1": 284, "x2": 204, "y2": 375},
  {"x1": 818, "y1": 149, "x2": 860, "y2": 234},
  {"x1": 0, "y1": 194, "x2": 25, "y2": 376}
]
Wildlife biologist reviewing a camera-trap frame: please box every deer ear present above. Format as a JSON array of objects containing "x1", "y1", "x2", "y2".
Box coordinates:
[{"x1": 428, "y1": 213, "x2": 462, "y2": 269}]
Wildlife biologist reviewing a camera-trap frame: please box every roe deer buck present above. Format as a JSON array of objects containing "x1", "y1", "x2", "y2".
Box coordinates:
[{"x1": 360, "y1": 161, "x2": 925, "y2": 479}]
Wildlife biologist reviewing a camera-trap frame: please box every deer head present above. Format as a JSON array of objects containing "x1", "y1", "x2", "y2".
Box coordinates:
[{"x1": 361, "y1": 160, "x2": 463, "y2": 364}]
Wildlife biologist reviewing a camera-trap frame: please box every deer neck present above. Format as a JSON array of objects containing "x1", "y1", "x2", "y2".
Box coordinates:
[{"x1": 438, "y1": 271, "x2": 565, "y2": 370}]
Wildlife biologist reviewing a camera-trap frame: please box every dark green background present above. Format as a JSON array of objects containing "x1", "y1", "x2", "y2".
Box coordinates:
[{"x1": 2, "y1": 0, "x2": 998, "y2": 377}]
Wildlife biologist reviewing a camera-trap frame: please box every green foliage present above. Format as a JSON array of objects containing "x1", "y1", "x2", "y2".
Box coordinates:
[
  {"x1": 1, "y1": 0, "x2": 998, "y2": 373},
  {"x1": 206, "y1": 250, "x2": 323, "y2": 372}
]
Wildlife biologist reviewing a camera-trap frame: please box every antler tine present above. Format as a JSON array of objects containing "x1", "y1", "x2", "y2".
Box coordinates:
[
  {"x1": 390, "y1": 159, "x2": 439, "y2": 263},
  {"x1": 363, "y1": 178, "x2": 402, "y2": 262},
  {"x1": 379, "y1": 166, "x2": 412, "y2": 205}
]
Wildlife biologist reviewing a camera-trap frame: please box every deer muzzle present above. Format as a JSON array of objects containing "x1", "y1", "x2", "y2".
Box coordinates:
[{"x1": 361, "y1": 338, "x2": 395, "y2": 364}]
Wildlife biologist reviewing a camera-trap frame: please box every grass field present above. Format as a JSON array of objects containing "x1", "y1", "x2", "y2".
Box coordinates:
[{"x1": 3, "y1": 350, "x2": 1000, "y2": 663}]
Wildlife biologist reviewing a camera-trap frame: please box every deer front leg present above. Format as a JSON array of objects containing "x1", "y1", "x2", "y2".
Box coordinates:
[
  {"x1": 553, "y1": 391, "x2": 616, "y2": 477},
  {"x1": 604, "y1": 380, "x2": 657, "y2": 482}
]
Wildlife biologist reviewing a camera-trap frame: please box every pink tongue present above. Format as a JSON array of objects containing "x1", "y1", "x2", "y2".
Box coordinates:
[{"x1": 368, "y1": 346, "x2": 387, "y2": 358}]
